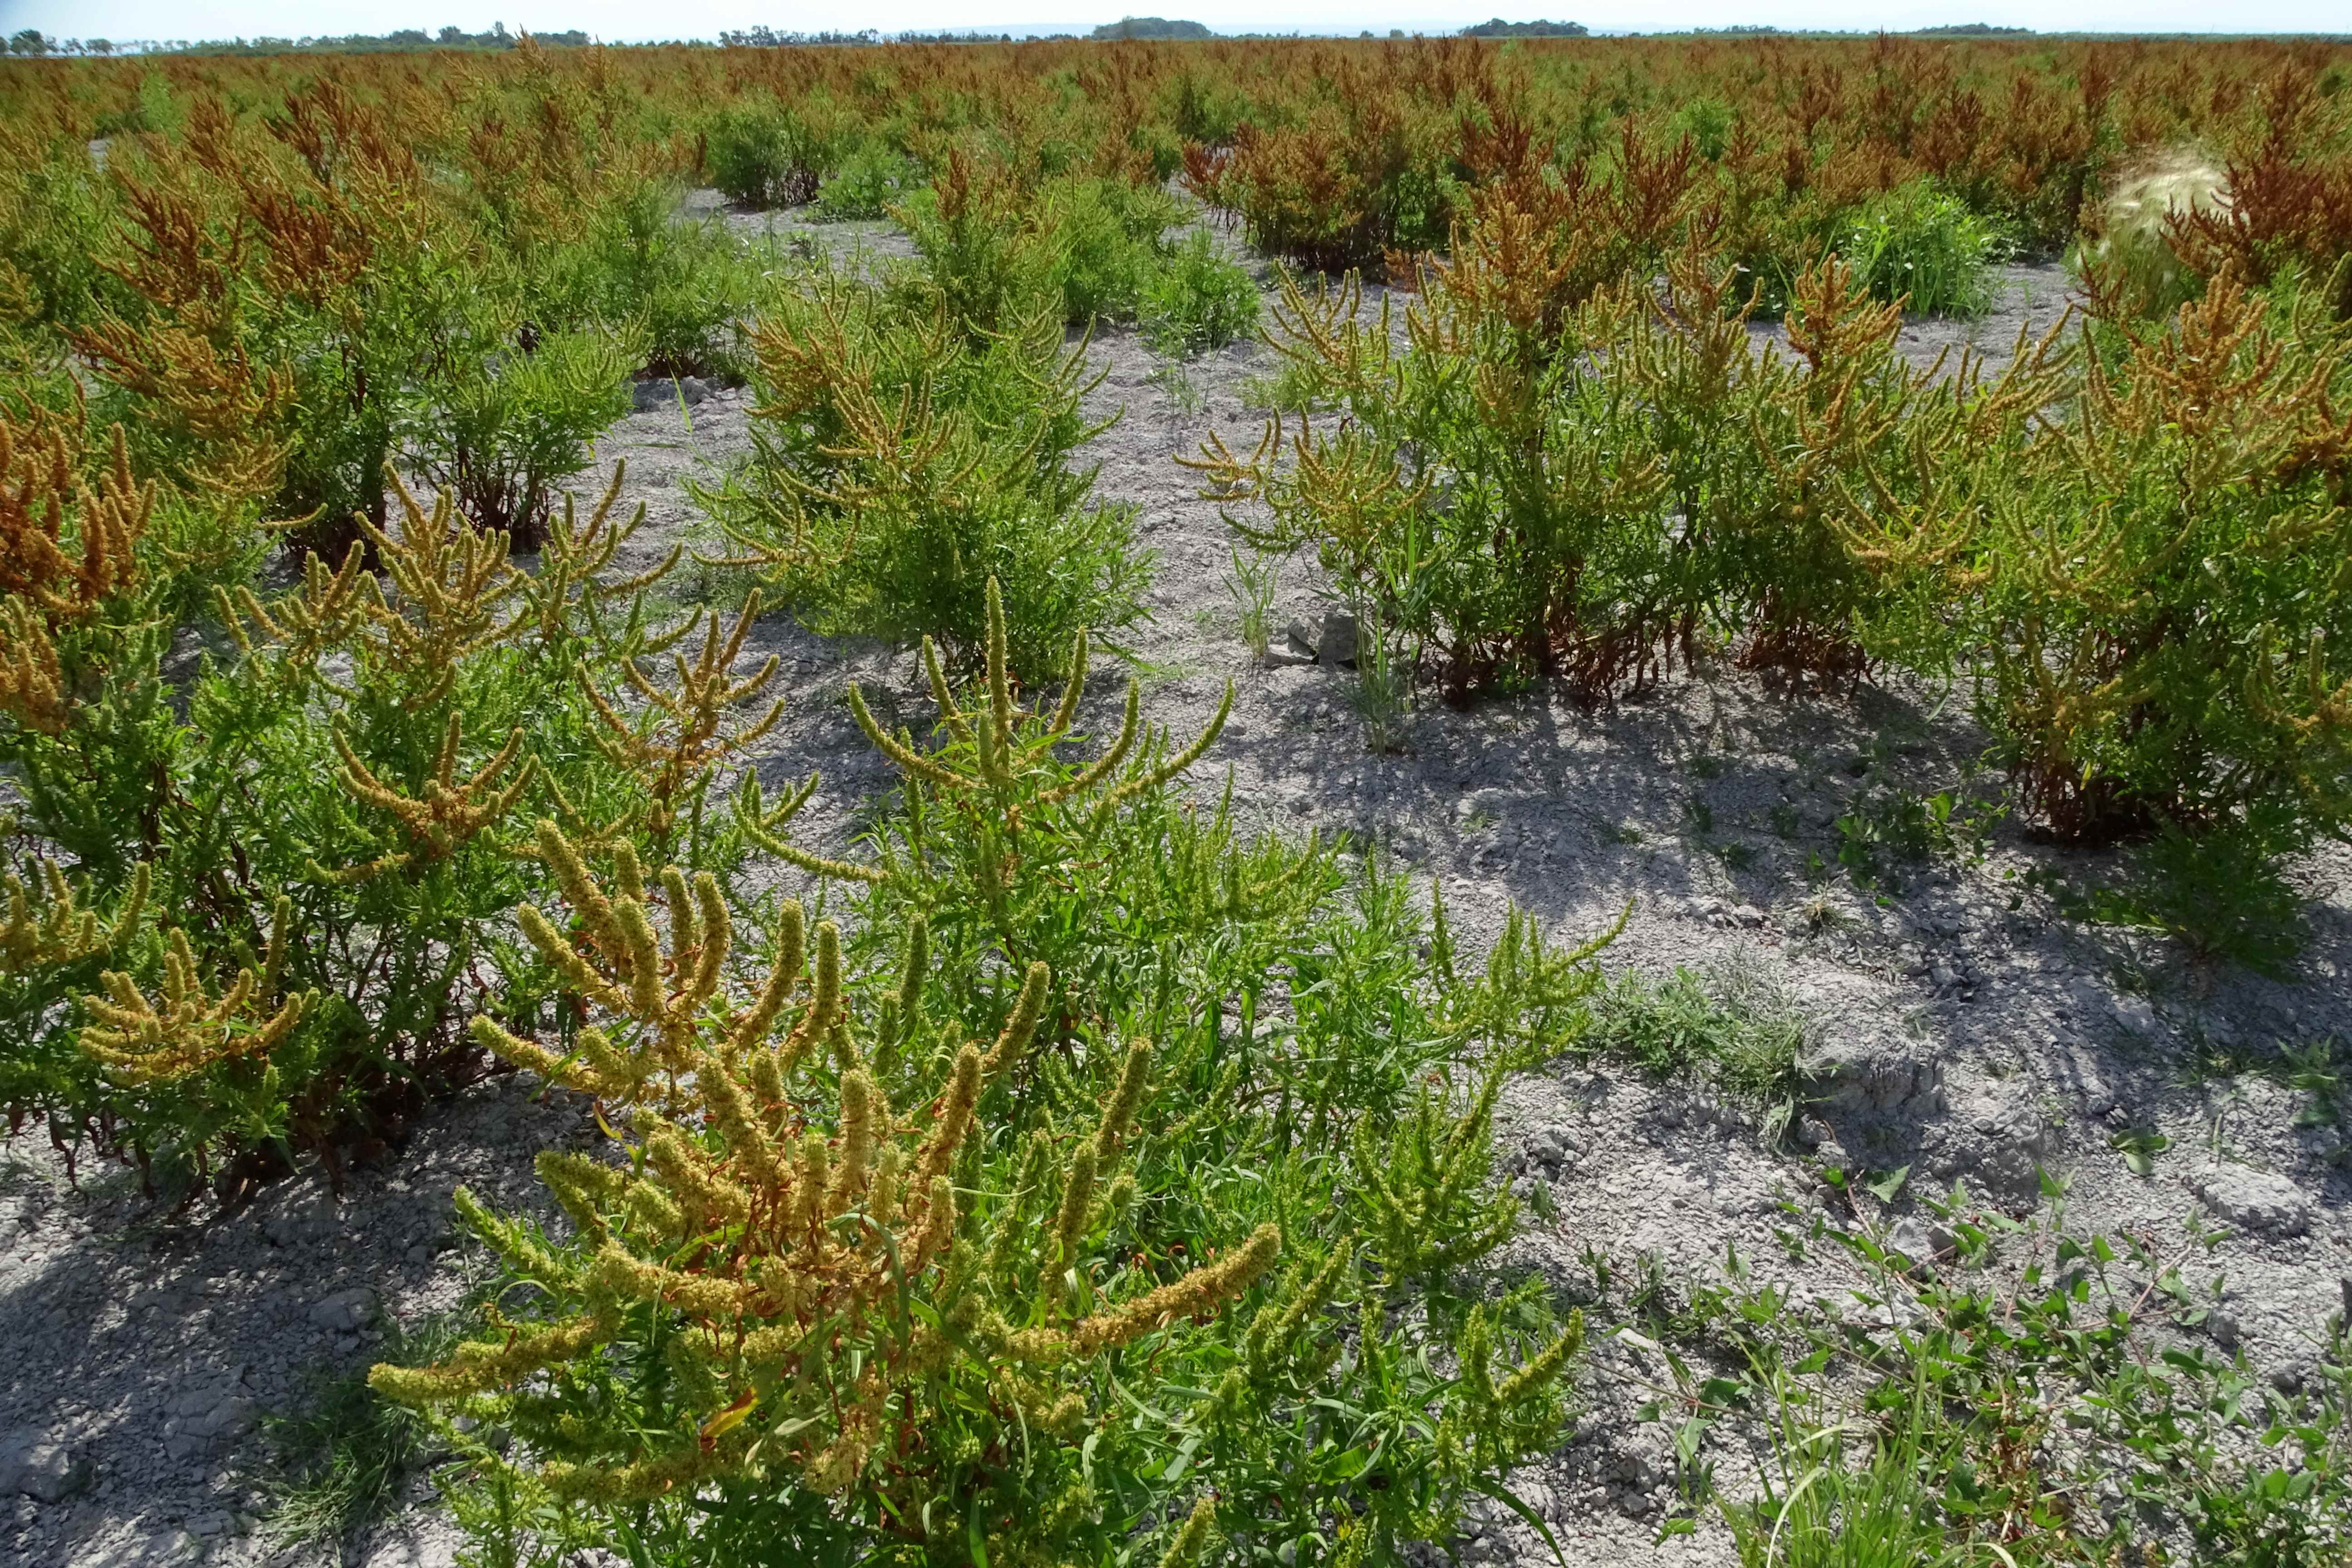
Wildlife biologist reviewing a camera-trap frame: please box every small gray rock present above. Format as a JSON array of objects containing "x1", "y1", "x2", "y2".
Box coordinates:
[
  {"x1": 1886, "y1": 1215, "x2": 1941, "y2": 1267},
  {"x1": 309, "y1": 1287, "x2": 378, "y2": 1333},
  {"x1": 1524, "y1": 1126, "x2": 1580, "y2": 1171},
  {"x1": 1964, "y1": 1087, "x2": 2057, "y2": 1201},
  {"x1": 1814, "y1": 1035, "x2": 1943, "y2": 1132},
  {"x1": 1318, "y1": 610, "x2": 1359, "y2": 667},
  {"x1": 1281, "y1": 621, "x2": 1319, "y2": 659},
  {"x1": 1260, "y1": 642, "x2": 1314, "y2": 667},
  {"x1": 2271, "y1": 1356, "x2": 2314, "y2": 1393},
  {"x1": 0, "y1": 1425, "x2": 93, "y2": 1503},
  {"x1": 2190, "y1": 1165, "x2": 2313, "y2": 1238}
]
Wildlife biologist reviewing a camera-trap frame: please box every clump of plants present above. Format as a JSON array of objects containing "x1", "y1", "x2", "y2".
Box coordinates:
[
  {"x1": 1142, "y1": 229, "x2": 1263, "y2": 354},
  {"x1": 702, "y1": 94, "x2": 853, "y2": 208},
  {"x1": 707, "y1": 265, "x2": 1149, "y2": 677},
  {"x1": 1953, "y1": 273, "x2": 2352, "y2": 849},
  {"x1": 1581, "y1": 951, "x2": 1810, "y2": 1139},
  {"x1": 1834, "y1": 181, "x2": 2011, "y2": 317},
  {"x1": 375, "y1": 582, "x2": 1601, "y2": 1566},
  {"x1": 0, "y1": 393, "x2": 768, "y2": 1192},
  {"x1": 1686, "y1": 1187, "x2": 2352, "y2": 1564}
]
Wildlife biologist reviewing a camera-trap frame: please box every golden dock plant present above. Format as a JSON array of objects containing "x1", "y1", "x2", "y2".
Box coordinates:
[
  {"x1": 578, "y1": 593, "x2": 784, "y2": 843},
  {"x1": 0, "y1": 857, "x2": 148, "y2": 978},
  {"x1": 78, "y1": 911, "x2": 307, "y2": 1087},
  {"x1": 376, "y1": 821, "x2": 1279, "y2": 1547},
  {"x1": 742, "y1": 574, "x2": 1260, "y2": 1034}
]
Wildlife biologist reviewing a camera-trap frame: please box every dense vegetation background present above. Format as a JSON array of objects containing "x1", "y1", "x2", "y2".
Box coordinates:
[{"x1": 2, "y1": 29, "x2": 2351, "y2": 1568}]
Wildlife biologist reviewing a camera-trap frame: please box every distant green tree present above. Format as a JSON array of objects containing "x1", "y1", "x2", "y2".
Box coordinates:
[
  {"x1": 1459, "y1": 17, "x2": 1588, "y2": 36},
  {"x1": 1090, "y1": 17, "x2": 1214, "y2": 39}
]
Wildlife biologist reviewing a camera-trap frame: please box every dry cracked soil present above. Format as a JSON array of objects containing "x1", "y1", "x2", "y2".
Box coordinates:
[{"x1": 4, "y1": 206, "x2": 2348, "y2": 1568}]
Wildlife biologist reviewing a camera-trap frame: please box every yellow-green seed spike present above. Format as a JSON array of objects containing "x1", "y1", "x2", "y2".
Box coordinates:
[
  {"x1": 1156, "y1": 1495, "x2": 1220, "y2": 1568},
  {"x1": 774, "y1": 900, "x2": 805, "y2": 992},
  {"x1": 1047, "y1": 630, "x2": 1090, "y2": 738},
  {"x1": 690, "y1": 873, "x2": 729, "y2": 1005},
  {"x1": 1038, "y1": 681, "x2": 1139, "y2": 805},
  {"x1": 108, "y1": 862, "x2": 151, "y2": 952},
  {"x1": 535, "y1": 821, "x2": 616, "y2": 946},
  {"x1": 810, "y1": 920, "x2": 842, "y2": 1035},
  {"x1": 831, "y1": 1070, "x2": 876, "y2": 1211},
  {"x1": 726, "y1": 904, "x2": 801, "y2": 1057},
  {"x1": 914, "y1": 1044, "x2": 981, "y2": 1188},
  {"x1": 846, "y1": 684, "x2": 980, "y2": 791},
  {"x1": 985, "y1": 576, "x2": 1014, "y2": 744},
  {"x1": 612, "y1": 841, "x2": 645, "y2": 904},
  {"x1": 921, "y1": 635, "x2": 972, "y2": 742},
  {"x1": 980, "y1": 960, "x2": 1050, "y2": 1082},
  {"x1": 793, "y1": 1132, "x2": 829, "y2": 1241},
  {"x1": 896, "y1": 915, "x2": 927, "y2": 1038},
  {"x1": 616, "y1": 900, "x2": 665, "y2": 1020},
  {"x1": 261, "y1": 892, "x2": 291, "y2": 999},
  {"x1": 1092, "y1": 1037, "x2": 1151, "y2": 1161},
  {"x1": 660, "y1": 867, "x2": 697, "y2": 965},
  {"x1": 1054, "y1": 1141, "x2": 1097, "y2": 1266}
]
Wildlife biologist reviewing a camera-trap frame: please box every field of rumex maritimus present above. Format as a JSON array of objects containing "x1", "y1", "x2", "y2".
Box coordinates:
[{"x1": 4, "y1": 26, "x2": 2352, "y2": 1568}]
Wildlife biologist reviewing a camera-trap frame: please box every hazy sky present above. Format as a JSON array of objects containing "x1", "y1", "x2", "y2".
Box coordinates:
[{"x1": 7, "y1": 0, "x2": 2347, "y2": 44}]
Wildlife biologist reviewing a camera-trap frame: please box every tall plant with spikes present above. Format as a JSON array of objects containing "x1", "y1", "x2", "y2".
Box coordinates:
[
  {"x1": 1955, "y1": 271, "x2": 2352, "y2": 847},
  {"x1": 376, "y1": 823, "x2": 1282, "y2": 1562},
  {"x1": 704, "y1": 263, "x2": 1149, "y2": 677},
  {"x1": 757, "y1": 575, "x2": 1246, "y2": 1039}
]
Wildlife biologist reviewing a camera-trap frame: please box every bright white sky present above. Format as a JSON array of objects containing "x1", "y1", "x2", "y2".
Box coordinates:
[{"x1": 4, "y1": 0, "x2": 2346, "y2": 45}]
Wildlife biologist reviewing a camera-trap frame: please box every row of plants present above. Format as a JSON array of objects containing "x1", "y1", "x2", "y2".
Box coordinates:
[
  {"x1": 1197, "y1": 164, "x2": 2352, "y2": 884},
  {"x1": 11, "y1": 35, "x2": 2352, "y2": 323},
  {"x1": 0, "y1": 50, "x2": 768, "y2": 556},
  {"x1": 1, "y1": 35, "x2": 2347, "y2": 1568},
  {"x1": 0, "y1": 174, "x2": 1590, "y2": 1556}
]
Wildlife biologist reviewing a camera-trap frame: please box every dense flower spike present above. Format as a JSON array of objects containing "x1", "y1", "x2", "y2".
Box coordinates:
[
  {"x1": 317, "y1": 715, "x2": 538, "y2": 879},
  {"x1": 0, "y1": 858, "x2": 147, "y2": 977},
  {"x1": 79, "y1": 925, "x2": 307, "y2": 1085},
  {"x1": 801, "y1": 578, "x2": 1234, "y2": 921}
]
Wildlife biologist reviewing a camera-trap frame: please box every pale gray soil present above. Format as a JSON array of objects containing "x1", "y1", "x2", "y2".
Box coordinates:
[{"x1": 3, "y1": 210, "x2": 2344, "y2": 1568}]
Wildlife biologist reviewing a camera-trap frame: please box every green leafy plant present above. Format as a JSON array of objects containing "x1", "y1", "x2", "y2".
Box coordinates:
[
  {"x1": 1835, "y1": 182, "x2": 2011, "y2": 317},
  {"x1": 703, "y1": 96, "x2": 852, "y2": 208},
  {"x1": 708, "y1": 269, "x2": 1148, "y2": 677},
  {"x1": 1954, "y1": 276, "x2": 2352, "y2": 848},
  {"x1": 374, "y1": 578, "x2": 1596, "y2": 1567},
  {"x1": 1228, "y1": 541, "x2": 1278, "y2": 660},
  {"x1": 1142, "y1": 229, "x2": 1262, "y2": 355},
  {"x1": 399, "y1": 320, "x2": 632, "y2": 550},
  {"x1": 1582, "y1": 955, "x2": 1809, "y2": 1140},
  {"x1": 1693, "y1": 1193, "x2": 2352, "y2": 1565}
]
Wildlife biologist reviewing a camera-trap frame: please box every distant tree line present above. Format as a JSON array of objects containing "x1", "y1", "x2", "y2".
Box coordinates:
[
  {"x1": 1458, "y1": 19, "x2": 1589, "y2": 37},
  {"x1": 4, "y1": 25, "x2": 592, "y2": 57},
  {"x1": 717, "y1": 27, "x2": 883, "y2": 47},
  {"x1": 1091, "y1": 18, "x2": 1215, "y2": 39}
]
